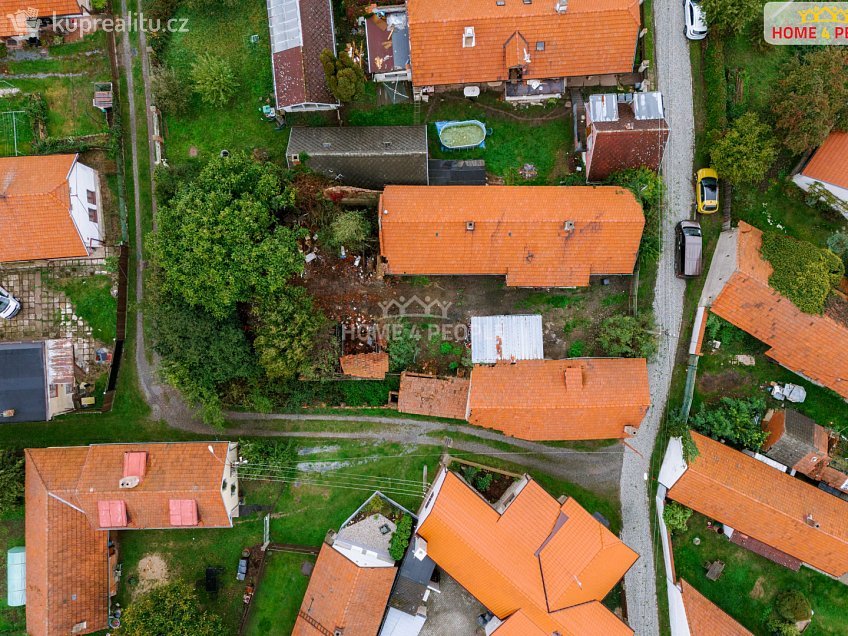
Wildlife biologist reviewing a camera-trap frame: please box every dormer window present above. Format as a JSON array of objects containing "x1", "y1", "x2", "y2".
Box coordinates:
[{"x1": 463, "y1": 26, "x2": 476, "y2": 48}]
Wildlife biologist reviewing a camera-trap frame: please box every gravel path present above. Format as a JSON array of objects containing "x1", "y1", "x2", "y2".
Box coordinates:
[{"x1": 620, "y1": 2, "x2": 695, "y2": 633}]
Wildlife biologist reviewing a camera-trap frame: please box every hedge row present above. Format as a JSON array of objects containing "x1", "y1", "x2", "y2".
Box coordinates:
[{"x1": 703, "y1": 39, "x2": 728, "y2": 140}]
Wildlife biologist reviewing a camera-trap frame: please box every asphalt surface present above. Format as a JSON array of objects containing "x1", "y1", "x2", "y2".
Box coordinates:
[{"x1": 619, "y1": 1, "x2": 695, "y2": 633}]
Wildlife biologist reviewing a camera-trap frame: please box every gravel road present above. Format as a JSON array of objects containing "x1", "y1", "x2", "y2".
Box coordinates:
[{"x1": 620, "y1": 1, "x2": 695, "y2": 633}]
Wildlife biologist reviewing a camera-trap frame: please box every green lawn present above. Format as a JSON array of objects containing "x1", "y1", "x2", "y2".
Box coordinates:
[
  {"x1": 673, "y1": 513, "x2": 848, "y2": 635},
  {"x1": 244, "y1": 551, "x2": 314, "y2": 635},
  {"x1": 48, "y1": 273, "x2": 118, "y2": 343},
  {"x1": 162, "y1": 0, "x2": 280, "y2": 164}
]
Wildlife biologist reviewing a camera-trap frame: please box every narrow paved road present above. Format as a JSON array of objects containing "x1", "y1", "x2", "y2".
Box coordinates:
[{"x1": 620, "y1": 2, "x2": 694, "y2": 633}]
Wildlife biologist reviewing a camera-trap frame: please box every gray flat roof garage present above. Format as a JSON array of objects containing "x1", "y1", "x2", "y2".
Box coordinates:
[{"x1": 0, "y1": 342, "x2": 47, "y2": 423}]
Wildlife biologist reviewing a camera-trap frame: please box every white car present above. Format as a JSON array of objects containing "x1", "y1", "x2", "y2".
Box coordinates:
[
  {"x1": 685, "y1": 0, "x2": 708, "y2": 40},
  {"x1": 0, "y1": 286, "x2": 21, "y2": 320}
]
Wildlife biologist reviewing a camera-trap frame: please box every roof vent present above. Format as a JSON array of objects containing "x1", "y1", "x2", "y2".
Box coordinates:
[
  {"x1": 463, "y1": 26, "x2": 476, "y2": 48},
  {"x1": 119, "y1": 476, "x2": 140, "y2": 489},
  {"x1": 383, "y1": 140, "x2": 392, "y2": 148},
  {"x1": 322, "y1": 142, "x2": 332, "y2": 148},
  {"x1": 496, "y1": 0, "x2": 506, "y2": 5},
  {"x1": 334, "y1": 629, "x2": 344, "y2": 636},
  {"x1": 563, "y1": 220, "x2": 575, "y2": 231},
  {"x1": 555, "y1": 0, "x2": 568, "y2": 12},
  {"x1": 805, "y1": 513, "x2": 820, "y2": 529},
  {"x1": 466, "y1": 221, "x2": 475, "y2": 231}
]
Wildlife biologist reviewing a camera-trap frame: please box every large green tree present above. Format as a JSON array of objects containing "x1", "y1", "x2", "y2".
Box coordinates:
[
  {"x1": 710, "y1": 112, "x2": 777, "y2": 185},
  {"x1": 152, "y1": 153, "x2": 303, "y2": 319},
  {"x1": 320, "y1": 49, "x2": 366, "y2": 103},
  {"x1": 771, "y1": 48, "x2": 848, "y2": 154},
  {"x1": 119, "y1": 582, "x2": 224, "y2": 636}
]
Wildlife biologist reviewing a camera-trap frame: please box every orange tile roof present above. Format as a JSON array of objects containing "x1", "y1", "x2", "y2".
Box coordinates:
[
  {"x1": 339, "y1": 352, "x2": 389, "y2": 379},
  {"x1": 417, "y1": 469, "x2": 636, "y2": 635},
  {"x1": 709, "y1": 222, "x2": 848, "y2": 399},
  {"x1": 0, "y1": 0, "x2": 82, "y2": 38},
  {"x1": 801, "y1": 131, "x2": 848, "y2": 190},
  {"x1": 0, "y1": 155, "x2": 89, "y2": 263},
  {"x1": 25, "y1": 442, "x2": 234, "y2": 636},
  {"x1": 679, "y1": 579, "x2": 752, "y2": 636},
  {"x1": 292, "y1": 543, "x2": 396, "y2": 636},
  {"x1": 468, "y1": 358, "x2": 650, "y2": 440},
  {"x1": 667, "y1": 433, "x2": 848, "y2": 578},
  {"x1": 406, "y1": 0, "x2": 640, "y2": 87},
  {"x1": 397, "y1": 372, "x2": 470, "y2": 420},
  {"x1": 378, "y1": 186, "x2": 644, "y2": 288}
]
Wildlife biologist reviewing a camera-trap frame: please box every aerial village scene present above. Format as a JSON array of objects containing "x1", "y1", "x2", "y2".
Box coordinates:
[{"x1": 0, "y1": 0, "x2": 846, "y2": 634}]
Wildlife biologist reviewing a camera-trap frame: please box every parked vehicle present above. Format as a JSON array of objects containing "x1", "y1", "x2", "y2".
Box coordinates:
[
  {"x1": 236, "y1": 549, "x2": 249, "y2": 581},
  {"x1": 676, "y1": 220, "x2": 704, "y2": 278},
  {"x1": 696, "y1": 168, "x2": 719, "y2": 214},
  {"x1": 0, "y1": 286, "x2": 20, "y2": 320},
  {"x1": 685, "y1": 0, "x2": 708, "y2": 40}
]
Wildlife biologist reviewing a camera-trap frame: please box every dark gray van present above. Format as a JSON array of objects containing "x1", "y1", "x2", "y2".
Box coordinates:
[{"x1": 675, "y1": 220, "x2": 703, "y2": 278}]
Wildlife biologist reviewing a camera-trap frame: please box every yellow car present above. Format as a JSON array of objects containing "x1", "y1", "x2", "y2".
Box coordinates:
[{"x1": 696, "y1": 168, "x2": 719, "y2": 214}]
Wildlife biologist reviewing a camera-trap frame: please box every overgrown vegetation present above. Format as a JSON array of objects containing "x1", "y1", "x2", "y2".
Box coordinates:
[
  {"x1": 0, "y1": 451, "x2": 24, "y2": 517},
  {"x1": 119, "y1": 581, "x2": 224, "y2": 635},
  {"x1": 690, "y1": 396, "x2": 767, "y2": 451},
  {"x1": 662, "y1": 502, "x2": 693, "y2": 535},
  {"x1": 710, "y1": 112, "x2": 777, "y2": 185},
  {"x1": 606, "y1": 168, "x2": 664, "y2": 263},
  {"x1": 321, "y1": 49, "x2": 366, "y2": 103},
  {"x1": 760, "y1": 231, "x2": 844, "y2": 314},
  {"x1": 766, "y1": 590, "x2": 812, "y2": 636},
  {"x1": 388, "y1": 514, "x2": 413, "y2": 561},
  {"x1": 598, "y1": 314, "x2": 658, "y2": 359}
]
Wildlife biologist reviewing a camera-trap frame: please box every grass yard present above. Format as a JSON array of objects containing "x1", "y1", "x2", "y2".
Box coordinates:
[
  {"x1": 0, "y1": 31, "x2": 112, "y2": 144},
  {"x1": 47, "y1": 273, "x2": 118, "y2": 343},
  {"x1": 162, "y1": 0, "x2": 280, "y2": 164},
  {"x1": 346, "y1": 90, "x2": 573, "y2": 185},
  {"x1": 673, "y1": 513, "x2": 848, "y2": 635},
  {"x1": 244, "y1": 551, "x2": 315, "y2": 635}
]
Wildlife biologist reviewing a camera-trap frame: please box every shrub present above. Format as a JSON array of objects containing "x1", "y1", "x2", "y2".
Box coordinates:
[
  {"x1": 326, "y1": 211, "x2": 371, "y2": 251},
  {"x1": 567, "y1": 340, "x2": 585, "y2": 357},
  {"x1": 238, "y1": 438, "x2": 297, "y2": 471},
  {"x1": 691, "y1": 396, "x2": 767, "y2": 450},
  {"x1": 704, "y1": 313, "x2": 749, "y2": 349},
  {"x1": 666, "y1": 414, "x2": 699, "y2": 462},
  {"x1": 320, "y1": 49, "x2": 366, "y2": 103},
  {"x1": 475, "y1": 472, "x2": 494, "y2": 492},
  {"x1": 119, "y1": 581, "x2": 224, "y2": 636},
  {"x1": 662, "y1": 502, "x2": 693, "y2": 534},
  {"x1": 710, "y1": 112, "x2": 777, "y2": 186},
  {"x1": 598, "y1": 314, "x2": 658, "y2": 359},
  {"x1": 606, "y1": 168, "x2": 664, "y2": 263},
  {"x1": 0, "y1": 450, "x2": 24, "y2": 516},
  {"x1": 151, "y1": 65, "x2": 190, "y2": 116},
  {"x1": 775, "y1": 590, "x2": 812, "y2": 623},
  {"x1": 827, "y1": 231, "x2": 848, "y2": 266},
  {"x1": 387, "y1": 321, "x2": 420, "y2": 371},
  {"x1": 389, "y1": 515, "x2": 413, "y2": 561},
  {"x1": 701, "y1": 0, "x2": 762, "y2": 35},
  {"x1": 191, "y1": 54, "x2": 237, "y2": 107},
  {"x1": 760, "y1": 231, "x2": 844, "y2": 314}
]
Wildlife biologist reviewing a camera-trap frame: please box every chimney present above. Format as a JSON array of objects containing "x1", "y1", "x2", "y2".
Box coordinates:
[
  {"x1": 804, "y1": 513, "x2": 820, "y2": 529},
  {"x1": 555, "y1": 0, "x2": 568, "y2": 13}
]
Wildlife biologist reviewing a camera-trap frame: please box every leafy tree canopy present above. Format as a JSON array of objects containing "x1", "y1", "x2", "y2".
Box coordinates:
[
  {"x1": 598, "y1": 314, "x2": 658, "y2": 359},
  {"x1": 119, "y1": 581, "x2": 224, "y2": 636},
  {"x1": 761, "y1": 231, "x2": 844, "y2": 314},
  {"x1": 662, "y1": 502, "x2": 693, "y2": 534},
  {"x1": 710, "y1": 112, "x2": 777, "y2": 185},
  {"x1": 153, "y1": 154, "x2": 303, "y2": 319},
  {"x1": 606, "y1": 168, "x2": 664, "y2": 262},
  {"x1": 701, "y1": 0, "x2": 762, "y2": 35},
  {"x1": 771, "y1": 48, "x2": 848, "y2": 154},
  {"x1": 691, "y1": 396, "x2": 767, "y2": 450},
  {"x1": 320, "y1": 49, "x2": 366, "y2": 103}
]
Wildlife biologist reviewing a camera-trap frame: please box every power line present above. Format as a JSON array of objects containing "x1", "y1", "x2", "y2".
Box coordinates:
[
  {"x1": 238, "y1": 464, "x2": 425, "y2": 486},
  {"x1": 238, "y1": 472, "x2": 427, "y2": 498}
]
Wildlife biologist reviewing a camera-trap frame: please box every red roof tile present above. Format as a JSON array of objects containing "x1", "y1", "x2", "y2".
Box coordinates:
[
  {"x1": 468, "y1": 358, "x2": 650, "y2": 440},
  {"x1": 418, "y1": 469, "x2": 636, "y2": 635},
  {"x1": 0, "y1": 0, "x2": 82, "y2": 38},
  {"x1": 378, "y1": 186, "x2": 644, "y2": 288},
  {"x1": 709, "y1": 222, "x2": 848, "y2": 399},
  {"x1": 397, "y1": 372, "x2": 470, "y2": 420},
  {"x1": 0, "y1": 155, "x2": 89, "y2": 263},
  {"x1": 667, "y1": 433, "x2": 848, "y2": 577},
  {"x1": 801, "y1": 131, "x2": 848, "y2": 190},
  {"x1": 679, "y1": 579, "x2": 752, "y2": 636},
  {"x1": 25, "y1": 442, "x2": 235, "y2": 636},
  {"x1": 407, "y1": 0, "x2": 640, "y2": 87},
  {"x1": 292, "y1": 543, "x2": 396, "y2": 635},
  {"x1": 339, "y1": 352, "x2": 389, "y2": 379}
]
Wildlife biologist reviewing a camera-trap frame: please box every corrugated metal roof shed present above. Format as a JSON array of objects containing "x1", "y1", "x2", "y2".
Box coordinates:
[
  {"x1": 633, "y1": 91, "x2": 664, "y2": 120},
  {"x1": 471, "y1": 315, "x2": 544, "y2": 364},
  {"x1": 286, "y1": 126, "x2": 429, "y2": 189},
  {"x1": 588, "y1": 94, "x2": 619, "y2": 123}
]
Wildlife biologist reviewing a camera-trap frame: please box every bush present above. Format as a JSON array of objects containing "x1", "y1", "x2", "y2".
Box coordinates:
[
  {"x1": 326, "y1": 211, "x2": 371, "y2": 251},
  {"x1": 238, "y1": 438, "x2": 297, "y2": 470},
  {"x1": 389, "y1": 514, "x2": 413, "y2": 561},
  {"x1": 662, "y1": 502, "x2": 693, "y2": 534},
  {"x1": 387, "y1": 321, "x2": 420, "y2": 371},
  {"x1": 710, "y1": 112, "x2": 777, "y2": 186},
  {"x1": 666, "y1": 413, "x2": 699, "y2": 462},
  {"x1": 191, "y1": 54, "x2": 237, "y2": 107},
  {"x1": 691, "y1": 396, "x2": 767, "y2": 450},
  {"x1": 119, "y1": 581, "x2": 224, "y2": 636},
  {"x1": 606, "y1": 168, "x2": 664, "y2": 263},
  {"x1": 598, "y1": 314, "x2": 657, "y2": 359},
  {"x1": 320, "y1": 49, "x2": 365, "y2": 103},
  {"x1": 704, "y1": 313, "x2": 749, "y2": 349},
  {"x1": 475, "y1": 472, "x2": 493, "y2": 492},
  {"x1": 775, "y1": 590, "x2": 812, "y2": 623},
  {"x1": 567, "y1": 340, "x2": 585, "y2": 358},
  {"x1": 151, "y1": 65, "x2": 190, "y2": 116},
  {"x1": 0, "y1": 450, "x2": 24, "y2": 516},
  {"x1": 827, "y1": 232, "x2": 848, "y2": 267},
  {"x1": 339, "y1": 379, "x2": 395, "y2": 406},
  {"x1": 761, "y1": 231, "x2": 844, "y2": 314}
]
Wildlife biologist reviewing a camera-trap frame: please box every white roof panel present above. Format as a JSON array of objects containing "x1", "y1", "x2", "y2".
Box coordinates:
[
  {"x1": 267, "y1": 0, "x2": 302, "y2": 53},
  {"x1": 588, "y1": 93, "x2": 619, "y2": 123},
  {"x1": 633, "y1": 91, "x2": 665, "y2": 121},
  {"x1": 471, "y1": 315, "x2": 544, "y2": 364}
]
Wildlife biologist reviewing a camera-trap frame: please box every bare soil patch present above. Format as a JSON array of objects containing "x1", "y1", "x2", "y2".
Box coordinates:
[{"x1": 133, "y1": 553, "x2": 170, "y2": 598}]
